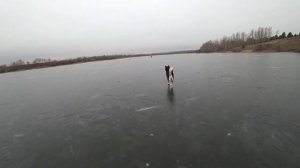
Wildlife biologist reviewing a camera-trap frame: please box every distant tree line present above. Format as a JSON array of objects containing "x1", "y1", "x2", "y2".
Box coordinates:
[
  {"x1": 0, "y1": 55, "x2": 142, "y2": 73},
  {"x1": 9, "y1": 58, "x2": 52, "y2": 66},
  {"x1": 200, "y1": 27, "x2": 299, "y2": 52},
  {"x1": 0, "y1": 58, "x2": 53, "y2": 73}
]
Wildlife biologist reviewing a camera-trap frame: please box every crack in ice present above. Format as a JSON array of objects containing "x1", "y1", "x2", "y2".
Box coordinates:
[{"x1": 136, "y1": 106, "x2": 160, "y2": 112}]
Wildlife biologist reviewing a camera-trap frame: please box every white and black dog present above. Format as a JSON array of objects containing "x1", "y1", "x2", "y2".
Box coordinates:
[{"x1": 165, "y1": 65, "x2": 174, "y2": 85}]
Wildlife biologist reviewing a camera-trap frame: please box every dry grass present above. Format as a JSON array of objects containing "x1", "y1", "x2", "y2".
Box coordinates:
[{"x1": 244, "y1": 36, "x2": 300, "y2": 52}]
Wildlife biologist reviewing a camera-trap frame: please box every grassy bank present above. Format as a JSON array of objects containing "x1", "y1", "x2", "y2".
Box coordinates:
[
  {"x1": 240, "y1": 36, "x2": 300, "y2": 52},
  {"x1": 200, "y1": 36, "x2": 300, "y2": 53},
  {"x1": 199, "y1": 27, "x2": 300, "y2": 53}
]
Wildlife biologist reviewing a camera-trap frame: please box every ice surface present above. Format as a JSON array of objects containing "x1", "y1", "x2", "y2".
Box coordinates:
[{"x1": 0, "y1": 53, "x2": 300, "y2": 168}]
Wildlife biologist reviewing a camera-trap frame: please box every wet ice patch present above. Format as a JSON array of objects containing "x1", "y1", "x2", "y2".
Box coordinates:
[{"x1": 136, "y1": 106, "x2": 160, "y2": 112}]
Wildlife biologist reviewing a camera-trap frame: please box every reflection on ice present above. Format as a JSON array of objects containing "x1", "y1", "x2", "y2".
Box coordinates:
[{"x1": 167, "y1": 85, "x2": 175, "y2": 104}]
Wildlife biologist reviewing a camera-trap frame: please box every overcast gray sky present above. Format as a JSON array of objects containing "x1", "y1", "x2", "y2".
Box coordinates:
[{"x1": 0, "y1": 0, "x2": 299, "y2": 64}]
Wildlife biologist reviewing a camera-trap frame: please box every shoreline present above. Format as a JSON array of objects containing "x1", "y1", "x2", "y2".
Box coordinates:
[
  {"x1": 0, "y1": 50, "x2": 198, "y2": 74},
  {"x1": 1, "y1": 45, "x2": 299, "y2": 74},
  {"x1": 200, "y1": 36, "x2": 300, "y2": 53}
]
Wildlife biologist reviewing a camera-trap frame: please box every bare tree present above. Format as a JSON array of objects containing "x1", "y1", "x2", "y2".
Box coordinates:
[
  {"x1": 200, "y1": 26, "x2": 275, "y2": 52},
  {"x1": 11, "y1": 60, "x2": 25, "y2": 66}
]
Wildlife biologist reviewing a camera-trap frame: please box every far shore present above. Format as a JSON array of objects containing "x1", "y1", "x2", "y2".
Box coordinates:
[
  {"x1": 200, "y1": 35, "x2": 300, "y2": 53},
  {"x1": 1, "y1": 36, "x2": 300, "y2": 74},
  {"x1": 0, "y1": 50, "x2": 198, "y2": 74}
]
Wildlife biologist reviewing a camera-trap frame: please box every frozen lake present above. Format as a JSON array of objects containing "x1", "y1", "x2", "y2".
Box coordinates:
[{"x1": 0, "y1": 53, "x2": 300, "y2": 168}]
